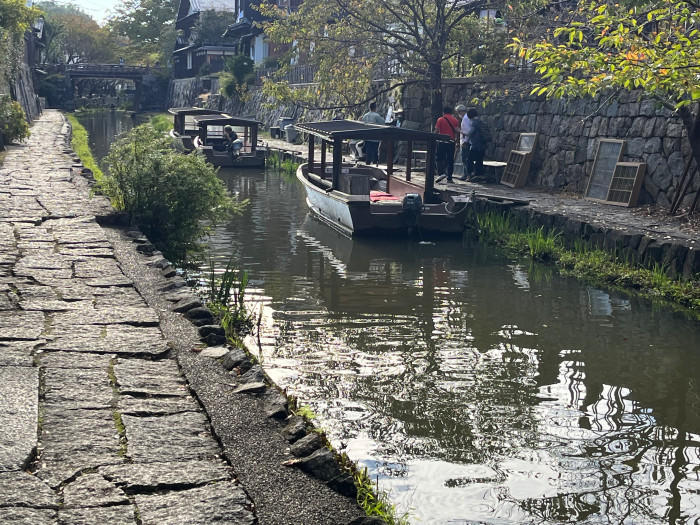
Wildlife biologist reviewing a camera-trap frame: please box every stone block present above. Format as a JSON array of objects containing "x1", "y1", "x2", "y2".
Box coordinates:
[
  {"x1": 666, "y1": 122, "x2": 684, "y2": 138},
  {"x1": 290, "y1": 432, "x2": 324, "y2": 458},
  {"x1": 626, "y1": 137, "x2": 645, "y2": 158},
  {"x1": 644, "y1": 137, "x2": 662, "y2": 154},
  {"x1": 663, "y1": 137, "x2": 680, "y2": 157},
  {"x1": 629, "y1": 116, "x2": 646, "y2": 137},
  {"x1": 282, "y1": 416, "x2": 307, "y2": 443},
  {"x1": 640, "y1": 99, "x2": 657, "y2": 117}
]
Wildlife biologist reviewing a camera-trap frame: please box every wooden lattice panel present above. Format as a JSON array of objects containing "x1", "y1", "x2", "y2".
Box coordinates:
[
  {"x1": 586, "y1": 139, "x2": 625, "y2": 202},
  {"x1": 606, "y1": 162, "x2": 646, "y2": 207},
  {"x1": 516, "y1": 133, "x2": 537, "y2": 153},
  {"x1": 501, "y1": 150, "x2": 531, "y2": 188}
]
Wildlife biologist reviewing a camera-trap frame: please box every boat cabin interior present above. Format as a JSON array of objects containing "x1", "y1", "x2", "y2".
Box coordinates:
[
  {"x1": 168, "y1": 107, "x2": 225, "y2": 137},
  {"x1": 294, "y1": 119, "x2": 450, "y2": 204},
  {"x1": 193, "y1": 115, "x2": 262, "y2": 154}
]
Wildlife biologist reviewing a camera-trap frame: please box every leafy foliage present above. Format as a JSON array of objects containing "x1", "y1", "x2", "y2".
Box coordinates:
[
  {"x1": 509, "y1": 0, "x2": 700, "y2": 204},
  {"x1": 258, "y1": 0, "x2": 482, "y2": 117},
  {"x1": 106, "y1": 0, "x2": 177, "y2": 65},
  {"x1": 36, "y1": 1, "x2": 116, "y2": 64},
  {"x1": 0, "y1": 0, "x2": 41, "y2": 87},
  {"x1": 258, "y1": 0, "x2": 548, "y2": 117},
  {"x1": 511, "y1": 1, "x2": 700, "y2": 111},
  {"x1": 219, "y1": 54, "x2": 255, "y2": 100},
  {"x1": 102, "y1": 124, "x2": 243, "y2": 263},
  {"x1": 0, "y1": 0, "x2": 40, "y2": 34},
  {"x1": 0, "y1": 95, "x2": 30, "y2": 143}
]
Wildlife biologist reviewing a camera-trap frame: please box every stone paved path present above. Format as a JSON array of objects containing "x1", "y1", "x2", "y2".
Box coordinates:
[{"x1": 0, "y1": 111, "x2": 256, "y2": 524}]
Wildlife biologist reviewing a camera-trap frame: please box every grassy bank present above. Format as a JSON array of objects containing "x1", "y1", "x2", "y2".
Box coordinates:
[
  {"x1": 65, "y1": 113, "x2": 104, "y2": 183},
  {"x1": 475, "y1": 211, "x2": 700, "y2": 314}
]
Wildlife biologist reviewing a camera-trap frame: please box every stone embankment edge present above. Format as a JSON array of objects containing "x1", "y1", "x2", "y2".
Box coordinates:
[
  {"x1": 471, "y1": 197, "x2": 700, "y2": 282},
  {"x1": 65, "y1": 115, "x2": 385, "y2": 525}
]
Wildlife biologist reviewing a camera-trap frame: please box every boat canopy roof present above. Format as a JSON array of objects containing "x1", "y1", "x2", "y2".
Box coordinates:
[
  {"x1": 192, "y1": 115, "x2": 262, "y2": 128},
  {"x1": 167, "y1": 107, "x2": 224, "y2": 116},
  {"x1": 294, "y1": 119, "x2": 445, "y2": 142}
]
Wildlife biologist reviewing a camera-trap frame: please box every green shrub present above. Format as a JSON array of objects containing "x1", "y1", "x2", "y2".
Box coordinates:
[
  {"x1": 219, "y1": 54, "x2": 255, "y2": 100},
  {"x1": 0, "y1": 94, "x2": 29, "y2": 143},
  {"x1": 102, "y1": 123, "x2": 245, "y2": 263},
  {"x1": 148, "y1": 113, "x2": 173, "y2": 132}
]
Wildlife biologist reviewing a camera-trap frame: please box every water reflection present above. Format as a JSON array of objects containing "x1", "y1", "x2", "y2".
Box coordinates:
[
  {"x1": 209, "y1": 168, "x2": 700, "y2": 524},
  {"x1": 74, "y1": 110, "x2": 136, "y2": 161}
]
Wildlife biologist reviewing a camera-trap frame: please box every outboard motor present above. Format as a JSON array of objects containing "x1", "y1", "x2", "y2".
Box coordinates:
[
  {"x1": 402, "y1": 193, "x2": 423, "y2": 233},
  {"x1": 402, "y1": 193, "x2": 423, "y2": 213}
]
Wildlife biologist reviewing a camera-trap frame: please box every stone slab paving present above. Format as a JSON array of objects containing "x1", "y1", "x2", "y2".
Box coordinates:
[{"x1": 0, "y1": 111, "x2": 255, "y2": 524}]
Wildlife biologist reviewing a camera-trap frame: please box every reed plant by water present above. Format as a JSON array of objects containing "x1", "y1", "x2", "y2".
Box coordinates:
[
  {"x1": 267, "y1": 150, "x2": 300, "y2": 175},
  {"x1": 475, "y1": 210, "x2": 699, "y2": 313},
  {"x1": 205, "y1": 258, "x2": 255, "y2": 343},
  {"x1": 66, "y1": 113, "x2": 104, "y2": 183}
]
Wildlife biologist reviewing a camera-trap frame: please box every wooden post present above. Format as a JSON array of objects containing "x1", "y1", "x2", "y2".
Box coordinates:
[
  {"x1": 424, "y1": 139, "x2": 435, "y2": 203},
  {"x1": 406, "y1": 140, "x2": 413, "y2": 182},
  {"x1": 251, "y1": 124, "x2": 257, "y2": 153},
  {"x1": 332, "y1": 137, "x2": 342, "y2": 190},
  {"x1": 386, "y1": 140, "x2": 394, "y2": 194},
  {"x1": 321, "y1": 139, "x2": 327, "y2": 176},
  {"x1": 308, "y1": 134, "x2": 315, "y2": 175}
]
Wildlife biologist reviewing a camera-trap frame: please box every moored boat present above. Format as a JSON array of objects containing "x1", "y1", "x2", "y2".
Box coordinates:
[
  {"x1": 192, "y1": 115, "x2": 266, "y2": 168},
  {"x1": 167, "y1": 107, "x2": 225, "y2": 152},
  {"x1": 294, "y1": 119, "x2": 470, "y2": 237}
]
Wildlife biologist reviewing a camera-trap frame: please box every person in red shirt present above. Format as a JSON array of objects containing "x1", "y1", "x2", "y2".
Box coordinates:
[{"x1": 434, "y1": 105, "x2": 460, "y2": 183}]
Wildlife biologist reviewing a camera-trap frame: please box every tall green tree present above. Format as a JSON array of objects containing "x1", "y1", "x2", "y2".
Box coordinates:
[
  {"x1": 106, "y1": 0, "x2": 178, "y2": 65},
  {"x1": 36, "y1": 2, "x2": 116, "y2": 64},
  {"x1": 511, "y1": 0, "x2": 700, "y2": 208},
  {"x1": 259, "y1": 0, "x2": 484, "y2": 118},
  {"x1": 259, "y1": 0, "x2": 547, "y2": 119}
]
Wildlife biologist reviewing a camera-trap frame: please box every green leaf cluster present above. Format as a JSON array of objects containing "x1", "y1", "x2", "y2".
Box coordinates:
[
  {"x1": 510, "y1": 0, "x2": 700, "y2": 111},
  {"x1": 102, "y1": 124, "x2": 244, "y2": 263},
  {"x1": 0, "y1": 94, "x2": 30, "y2": 144}
]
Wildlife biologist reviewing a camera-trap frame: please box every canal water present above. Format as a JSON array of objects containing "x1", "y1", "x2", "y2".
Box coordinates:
[{"x1": 84, "y1": 111, "x2": 700, "y2": 524}]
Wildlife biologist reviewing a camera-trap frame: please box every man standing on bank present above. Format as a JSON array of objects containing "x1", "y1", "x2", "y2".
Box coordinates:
[
  {"x1": 455, "y1": 104, "x2": 471, "y2": 180},
  {"x1": 360, "y1": 102, "x2": 384, "y2": 165},
  {"x1": 434, "y1": 105, "x2": 460, "y2": 183},
  {"x1": 463, "y1": 108, "x2": 489, "y2": 180}
]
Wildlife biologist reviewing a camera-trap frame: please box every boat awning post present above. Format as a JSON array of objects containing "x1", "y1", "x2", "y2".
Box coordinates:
[
  {"x1": 406, "y1": 140, "x2": 413, "y2": 182},
  {"x1": 386, "y1": 140, "x2": 394, "y2": 193},
  {"x1": 321, "y1": 139, "x2": 327, "y2": 175},
  {"x1": 308, "y1": 134, "x2": 315, "y2": 175},
  {"x1": 251, "y1": 124, "x2": 257, "y2": 152},
  {"x1": 424, "y1": 139, "x2": 436, "y2": 203},
  {"x1": 332, "y1": 138, "x2": 342, "y2": 190}
]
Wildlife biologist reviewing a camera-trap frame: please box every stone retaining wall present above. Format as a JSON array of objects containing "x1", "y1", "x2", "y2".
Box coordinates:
[
  {"x1": 472, "y1": 198, "x2": 699, "y2": 280},
  {"x1": 403, "y1": 76, "x2": 697, "y2": 210}
]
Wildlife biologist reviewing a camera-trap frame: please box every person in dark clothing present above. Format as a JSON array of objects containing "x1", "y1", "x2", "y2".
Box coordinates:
[
  {"x1": 464, "y1": 108, "x2": 488, "y2": 180},
  {"x1": 434, "y1": 105, "x2": 460, "y2": 183},
  {"x1": 224, "y1": 125, "x2": 243, "y2": 157}
]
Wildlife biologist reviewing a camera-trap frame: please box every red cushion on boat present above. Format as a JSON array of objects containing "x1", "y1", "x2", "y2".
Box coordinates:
[{"x1": 370, "y1": 190, "x2": 399, "y2": 202}]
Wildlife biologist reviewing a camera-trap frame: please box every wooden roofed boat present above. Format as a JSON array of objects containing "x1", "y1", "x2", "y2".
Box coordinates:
[
  {"x1": 294, "y1": 119, "x2": 470, "y2": 237},
  {"x1": 168, "y1": 107, "x2": 225, "y2": 152},
  {"x1": 192, "y1": 115, "x2": 267, "y2": 168}
]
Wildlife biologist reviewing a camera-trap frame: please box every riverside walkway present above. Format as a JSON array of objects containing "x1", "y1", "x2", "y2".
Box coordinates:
[
  {"x1": 0, "y1": 111, "x2": 368, "y2": 525},
  {"x1": 0, "y1": 111, "x2": 256, "y2": 523}
]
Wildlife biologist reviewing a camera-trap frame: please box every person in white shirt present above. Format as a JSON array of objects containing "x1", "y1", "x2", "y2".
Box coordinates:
[
  {"x1": 360, "y1": 102, "x2": 384, "y2": 165},
  {"x1": 456, "y1": 104, "x2": 472, "y2": 180}
]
